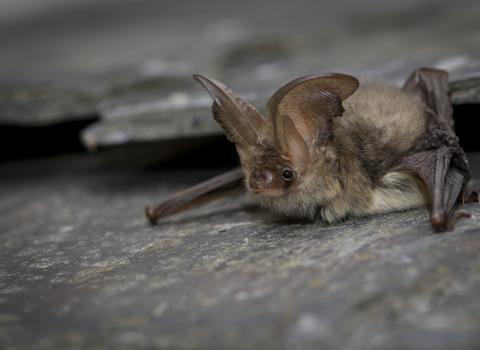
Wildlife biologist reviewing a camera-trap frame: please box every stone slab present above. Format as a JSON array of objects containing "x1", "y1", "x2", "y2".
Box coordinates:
[{"x1": 1, "y1": 152, "x2": 479, "y2": 349}]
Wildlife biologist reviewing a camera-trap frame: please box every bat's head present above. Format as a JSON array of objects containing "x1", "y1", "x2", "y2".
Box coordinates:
[{"x1": 193, "y1": 73, "x2": 359, "y2": 201}]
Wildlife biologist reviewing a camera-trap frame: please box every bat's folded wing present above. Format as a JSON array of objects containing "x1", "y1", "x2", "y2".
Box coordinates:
[
  {"x1": 146, "y1": 167, "x2": 245, "y2": 224},
  {"x1": 400, "y1": 68, "x2": 473, "y2": 232},
  {"x1": 400, "y1": 147, "x2": 466, "y2": 232}
]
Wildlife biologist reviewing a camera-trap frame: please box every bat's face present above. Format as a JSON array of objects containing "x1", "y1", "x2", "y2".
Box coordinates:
[
  {"x1": 239, "y1": 146, "x2": 301, "y2": 198},
  {"x1": 193, "y1": 72, "x2": 359, "y2": 200}
]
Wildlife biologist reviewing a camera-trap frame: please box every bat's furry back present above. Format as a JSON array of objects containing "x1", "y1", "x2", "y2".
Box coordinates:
[{"x1": 257, "y1": 81, "x2": 429, "y2": 223}]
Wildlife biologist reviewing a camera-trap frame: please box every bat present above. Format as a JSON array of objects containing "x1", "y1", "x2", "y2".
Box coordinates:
[{"x1": 146, "y1": 68, "x2": 478, "y2": 232}]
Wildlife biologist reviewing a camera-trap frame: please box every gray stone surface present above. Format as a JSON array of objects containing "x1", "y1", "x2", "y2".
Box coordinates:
[
  {"x1": 1, "y1": 153, "x2": 480, "y2": 350},
  {"x1": 0, "y1": 63, "x2": 194, "y2": 126},
  {"x1": 2, "y1": 2, "x2": 480, "y2": 347},
  {"x1": 3, "y1": 0, "x2": 479, "y2": 77},
  {"x1": 80, "y1": 58, "x2": 480, "y2": 148},
  {"x1": 2, "y1": 0, "x2": 480, "y2": 148}
]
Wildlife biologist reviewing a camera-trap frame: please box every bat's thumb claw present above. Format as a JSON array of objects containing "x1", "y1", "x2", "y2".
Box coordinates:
[{"x1": 145, "y1": 206, "x2": 158, "y2": 225}]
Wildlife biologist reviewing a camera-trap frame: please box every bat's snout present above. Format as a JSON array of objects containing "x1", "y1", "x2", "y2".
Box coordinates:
[{"x1": 249, "y1": 170, "x2": 274, "y2": 193}]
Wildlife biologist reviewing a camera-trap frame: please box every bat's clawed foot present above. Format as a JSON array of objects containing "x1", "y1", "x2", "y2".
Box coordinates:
[
  {"x1": 456, "y1": 210, "x2": 472, "y2": 220},
  {"x1": 452, "y1": 210, "x2": 472, "y2": 230}
]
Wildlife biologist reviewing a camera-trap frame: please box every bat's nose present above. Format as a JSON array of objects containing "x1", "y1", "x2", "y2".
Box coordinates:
[{"x1": 249, "y1": 170, "x2": 274, "y2": 192}]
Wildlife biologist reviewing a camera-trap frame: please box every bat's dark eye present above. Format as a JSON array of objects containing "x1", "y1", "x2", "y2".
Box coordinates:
[{"x1": 281, "y1": 168, "x2": 294, "y2": 181}]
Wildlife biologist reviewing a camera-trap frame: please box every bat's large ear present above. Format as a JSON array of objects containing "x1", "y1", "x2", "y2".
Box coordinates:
[
  {"x1": 268, "y1": 73, "x2": 359, "y2": 147},
  {"x1": 193, "y1": 74, "x2": 266, "y2": 149}
]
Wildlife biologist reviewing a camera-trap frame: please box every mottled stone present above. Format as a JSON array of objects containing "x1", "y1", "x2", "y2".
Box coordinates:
[
  {"x1": 0, "y1": 63, "x2": 194, "y2": 126},
  {"x1": 1, "y1": 152, "x2": 479, "y2": 349},
  {"x1": 79, "y1": 89, "x2": 265, "y2": 150},
  {"x1": 2, "y1": 57, "x2": 478, "y2": 151},
  {"x1": 2, "y1": 0, "x2": 480, "y2": 149},
  {"x1": 80, "y1": 56, "x2": 480, "y2": 148}
]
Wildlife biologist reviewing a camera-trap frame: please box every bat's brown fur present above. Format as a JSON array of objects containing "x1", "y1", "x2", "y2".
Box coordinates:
[{"x1": 256, "y1": 81, "x2": 428, "y2": 222}]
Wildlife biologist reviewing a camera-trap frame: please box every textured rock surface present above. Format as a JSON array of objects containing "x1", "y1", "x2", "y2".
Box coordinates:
[
  {"x1": 0, "y1": 64, "x2": 194, "y2": 126},
  {"x1": 1, "y1": 0, "x2": 480, "y2": 148},
  {"x1": 80, "y1": 60, "x2": 480, "y2": 148},
  {"x1": 2, "y1": 1, "x2": 480, "y2": 349},
  {"x1": 1, "y1": 153, "x2": 479, "y2": 350}
]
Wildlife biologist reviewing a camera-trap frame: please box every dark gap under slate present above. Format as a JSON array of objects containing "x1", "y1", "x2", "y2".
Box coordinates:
[
  {"x1": 0, "y1": 103, "x2": 478, "y2": 164},
  {"x1": 0, "y1": 116, "x2": 98, "y2": 161},
  {"x1": 453, "y1": 103, "x2": 480, "y2": 152}
]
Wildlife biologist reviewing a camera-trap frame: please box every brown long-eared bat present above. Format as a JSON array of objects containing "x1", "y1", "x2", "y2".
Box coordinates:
[{"x1": 146, "y1": 68, "x2": 478, "y2": 232}]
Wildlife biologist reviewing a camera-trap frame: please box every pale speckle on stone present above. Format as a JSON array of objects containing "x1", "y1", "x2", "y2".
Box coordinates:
[{"x1": 59, "y1": 225, "x2": 74, "y2": 234}]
